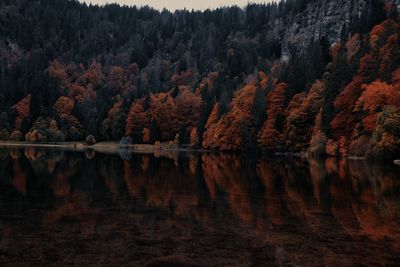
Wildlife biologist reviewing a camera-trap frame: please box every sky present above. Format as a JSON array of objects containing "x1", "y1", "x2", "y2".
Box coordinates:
[{"x1": 81, "y1": 1, "x2": 272, "y2": 11}]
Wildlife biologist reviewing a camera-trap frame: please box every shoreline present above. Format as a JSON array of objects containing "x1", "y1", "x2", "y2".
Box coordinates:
[
  {"x1": 0, "y1": 141, "x2": 208, "y2": 154},
  {"x1": 0, "y1": 141, "x2": 399, "y2": 165}
]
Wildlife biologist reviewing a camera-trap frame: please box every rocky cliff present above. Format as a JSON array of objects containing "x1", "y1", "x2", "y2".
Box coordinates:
[{"x1": 277, "y1": 0, "x2": 384, "y2": 61}]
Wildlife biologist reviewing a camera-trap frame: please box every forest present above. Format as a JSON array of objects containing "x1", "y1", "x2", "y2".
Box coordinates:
[{"x1": 0, "y1": 0, "x2": 399, "y2": 160}]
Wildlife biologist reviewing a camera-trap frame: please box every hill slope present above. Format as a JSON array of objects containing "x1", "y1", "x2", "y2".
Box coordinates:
[{"x1": 0, "y1": 0, "x2": 399, "y2": 160}]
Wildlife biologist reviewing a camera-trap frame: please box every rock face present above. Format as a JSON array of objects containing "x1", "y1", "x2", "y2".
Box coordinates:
[{"x1": 276, "y1": 0, "x2": 382, "y2": 60}]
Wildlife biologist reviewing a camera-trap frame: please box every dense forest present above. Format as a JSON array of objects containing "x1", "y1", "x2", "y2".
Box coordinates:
[{"x1": 0, "y1": 0, "x2": 399, "y2": 160}]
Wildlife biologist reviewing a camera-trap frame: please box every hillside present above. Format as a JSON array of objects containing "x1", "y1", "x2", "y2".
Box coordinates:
[{"x1": 0, "y1": 0, "x2": 399, "y2": 160}]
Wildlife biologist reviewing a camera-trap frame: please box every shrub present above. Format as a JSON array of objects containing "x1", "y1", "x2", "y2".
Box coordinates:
[
  {"x1": 9, "y1": 131, "x2": 23, "y2": 141},
  {"x1": 349, "y1": 135, "x2": 370, "y2": 157},
  {"x1": 45, "y1": 129, "x2": 65, "y2": 142},
  {"x1": 25, "y1": 130, "x2": 46, "y2": 143},
  {"x1": 119, "y1": 136, "x2": 132, "y2": 146},
  {"x1": 0, "y1": 129, "x2": 10, "y2": 141},
  {"x1": 85, "y1": 135, "x2": 96, "y2": 146}
]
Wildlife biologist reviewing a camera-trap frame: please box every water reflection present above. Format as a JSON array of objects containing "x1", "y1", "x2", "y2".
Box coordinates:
[{"x1": 0, "y1": 147, "x2": 399, "y2": 266}]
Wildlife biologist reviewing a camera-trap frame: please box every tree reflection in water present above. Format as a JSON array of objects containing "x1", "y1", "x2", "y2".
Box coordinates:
[{"x1": 0, "y1": 147, "x2": 399, "y2": 266}]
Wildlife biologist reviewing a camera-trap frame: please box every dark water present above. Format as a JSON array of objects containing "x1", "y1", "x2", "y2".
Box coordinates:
[{"x1": 0, "y1": 147, "x2": 400, "y2": 266}]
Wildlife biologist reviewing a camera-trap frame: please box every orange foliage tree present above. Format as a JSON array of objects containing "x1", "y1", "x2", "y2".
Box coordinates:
[
  {"x1": 142, "y1": 127, "x2": 151, "y2": 143},
  {"x1": 370, "y1": 19, "x2": 399, "y2": 49},
  {"x1": 258, "y1": 83, "x2": 287, "y2": 150},
  {"x1": 174, "y1": 86, "x2": 201, "y2": 133},
  {"x1": 346, "y1": 34, "x2": 362, "y2": 62},
  {"x1": 366, "y1": 106, "x2": 400, "y2": 160},
  {"x1": 330, "y1": 78, "x2": 364, "y2": 139},
  {"x1": 125, "y1": 87, "x2": 199, "y2": 143},
  {"x1": 48, "y1": 60, "x2": 102, "y2": 103},
  {"x1": 309, "y1": 110, "x2": 328, "y2": 157},
  {"x1": 99, "y1": 99, "x2": 124, "y2": 140},
  {"x1": 12, "y1": 95, "x2": 31, "y2": 130},
  {"x1": 76, "y1": 60, "x2": 104, "y2": 88},
  {"x1": 47, "y1": 60, "x2": 68, "y2": 86},
  {"x1": 189, "y1": 127, "x2": 199, "y2": 148},
  {"x1": 285, "y1": 80, "x2": 325, "y2": 151},
  {"x1": 52, "y1": 95, "x2": 83, "y2": 141},
  {"x1": 355, "y1": 80, "x2": 400, "y2": 133},
  {"x1": 53, "y1": 96, "x2": 75, "y2": 115},
  {"x1": 149, "y1": 93, "x2": 179, "y2": 141},
  {"x1": 379, "y1": 33, "x2": 400, "y2": 79},
  {"x1": 171, "y1": 69, "x2": 194, "y2": 86},
  {"x1": 107, "y1": 64, "x2": 138, "y2": 93},
  {"x1": 125, "y1": 99, "x2": 150, "y2": 138},
  {"x1": 202, "y1": 103, "x2": 219, "y2": 148},
  {"x1": 202, "y1": 84, "x2": 258, "y2": 151},
  {"x1": 202, "y1": 72, "x2": 270, "y2": 151}
]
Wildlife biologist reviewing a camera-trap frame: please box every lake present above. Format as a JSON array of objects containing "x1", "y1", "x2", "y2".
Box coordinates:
[{"x1": 0, "y1": 147, "x2": 399, "y2": 266}]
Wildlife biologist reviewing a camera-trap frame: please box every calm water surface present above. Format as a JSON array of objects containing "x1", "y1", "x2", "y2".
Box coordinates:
[{"x1": 0, "y1": 147, "x2": 399, "y2": 266}]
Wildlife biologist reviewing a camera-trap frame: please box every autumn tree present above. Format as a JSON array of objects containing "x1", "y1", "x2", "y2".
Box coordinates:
[
  {"x1": 197, "y1": 83, "x2": 215, "y2": 145},
  {"x1": 107, "y1": 64, "x2": 138, "y2": 93},
  {"x1": 355, "y1": 80, "x2": 400, "y2": 133},
  {"x1": 12, "y1": 95, "x2": 31, "y2": 130},
  {"x1": 174, "y1": 86, "x2": 201, "y2": 131},
  {"x1": 25, "y1": 117, "x2": 65, "y2": 142},
  {"x1": 142, "y1": 128, "x2": 151, "y2": 143},
  {"x1": 252, "y1": 85, "x2": 266, "y2": 132},
  {"x1": 125, "y1": 100, "x2": 149, "y2": 142},
  {"x1": 189, "y1": 127, "x2": 199, "y2": 148},
  {"x1": 284, "y1": 80, "x2": 325, "y2": 151},
  {"x1": 258, "y1": 83, "x2": 287, "y2": 151},
  {"x1": 203, "y1": 74, "x2": 269, "y2": 151},
  {"x1": 366, "y1": 106, "x2": 400, "y2": 161},
  {"x1": 149, "y1": 93, "x2": 179, "y2": 141},
  {"x1": 321, "y1": 43, "x2": 353, "y2": 134},
  {"x1": 379, "y1": 33, "x2": 400, "y2": 80},
  {"x1": 9, "y1": 131, "x2": 23, "y2": 142}
]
